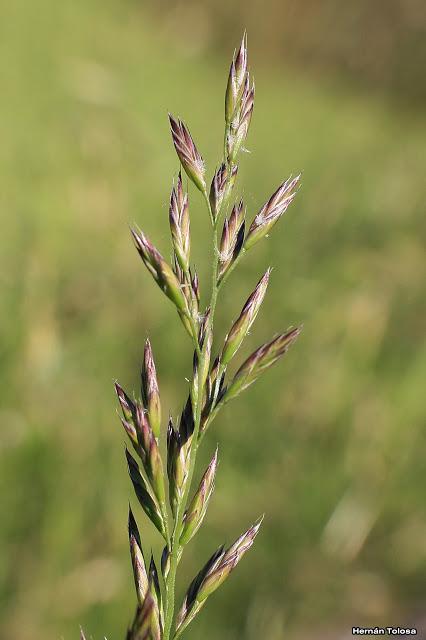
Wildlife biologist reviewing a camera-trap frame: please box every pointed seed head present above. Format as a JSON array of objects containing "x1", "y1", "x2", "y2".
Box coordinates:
[
  {"x1": 225, "y1": 33, "x2": 248, "y2": 124},
  {"x1": 115, "y1": 381, "x2": 137, "y2": 423},
  {"x1": 169, "y1": 173, "x2": 190, "y2": 272},
  {"x1": 169, "y1": 114, "x2": 206, "y2": 192},
  {"x1": 180, "y1": 447, "x2": 218, "y2": 545},
  {"x1": 134, "y1": 405, "x2": 166, "y2": 507},
  {"x1": 218, "y1": 199, "x2": 246, "y2": 280},
  {"x1": 197, "y1": 516, "x2": 263, "y2": 602},
  {"x1": 176, "y1": 517, "x2": 263, "y2": 634},
  {"x1": 221, "y1": 269, "x2": 271, "y2": 366},
  {"x1": 245, "y1": 174, "x2": 301, "y2": 250},
  {"x1": 126, "y1": 448, "x2": 165, "y2": 538},
  {"x1": 129, "y1": 592, "x2": 158, "y2": 640},
  {"x1": 131, "y1": 227, "x2": 188, "y2": 314},
  {"x1": 141, "y1": 339, "x2": 161, "y2": 439},
  {"x1": 128, "y1": 507, "x2": 149, "y2": 605},
  {"x1": 167, "y1": 415, "x2": 191, "y2": 518},
  {"x1": 226, "y1": 327, "x2": 302, "y2": 400}
]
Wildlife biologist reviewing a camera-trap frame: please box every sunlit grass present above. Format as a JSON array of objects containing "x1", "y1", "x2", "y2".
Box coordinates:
[{"x1": 0, "y1": 1, "x2": 425, "y2": 638}]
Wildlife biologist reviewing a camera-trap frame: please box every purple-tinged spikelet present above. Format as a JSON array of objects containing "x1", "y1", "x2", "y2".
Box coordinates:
[
  {"x1": 245, "y1": 174, "x2": 301, "y2": 250},
  {"x1": 227, "y1": 74, "x2": 255, "y2": 163},
  {"x1": 180, "y1": 448, "x2": 218, "y2": 545},
  {"x1": 169, "y1": 173, "x2": 190, "y2": 272},
  {"x1": 134, "y1": 404, "x2": 166, "y2": 507},
  {"x1": 226, "y1": 327, "x2": 302, "y2": 400},
  {"x1": 209, "y1": 163, "x2": 238, "y2": 221},
  {"x1": 131, "y1": 227, "x2": 188, "y2": 314},
  {"x1": 221, "y1": 269, "x2": 271, "y2": 366},
  {"x1": 126, "y1": 592, "x2": 158, "y2": 640},
  {"x1": 115, "y1": 381, "x2": 137, "y2": 424},
  {"x1": 126, "y1": 448, "x2": 166, "y2": 539},
  {"x1": 218, "y1": 199, "x2": 245, "y2": 280},
  {"x1": 141, "y1": 339, "x2": 161, "y2": 439},
  {"x1": 224, "y1": 33, "x2": 255, "y2": 163},
  {"x1": 176, "y1": 517, "x2": 263, "y2": 635},
  {"x1": 169, "y1": 114, "x2": 206, "y2": 192},
  {"x1": 225, "y1": 32, "x2": 248, "y2": 124},
  {"x1": 128, "y1": 507, "x2": 149, "y2": 605},
  {"x1": 167, "y1": 415, "x2": 192, "y2": 518}
]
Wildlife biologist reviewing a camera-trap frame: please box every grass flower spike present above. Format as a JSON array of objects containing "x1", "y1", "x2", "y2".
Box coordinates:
[
  {"x1": 245, "y1": 174, "x2": 301, "y2": 250},
  {"x1": 180, "y1": 448, "x2": 218, "y2": 546},
  {"x1": 128, "y1": 507, "x2": 150, "y2": 605},
  {"x1": 220, "y1": 268, "x2": 271, "y2": 366},
  {"x1": 131, "y1": 228, "x2": 188, "y2": 314},
  {"x1": 169, "y1": 174, "x2": 190, "y2": 273},
  {"x1": 225, "y1": 33, "x2": 255, "y2": 162},
  {"x1": 218, "y1": 199, "x2": 245, "y2": 280},
  {"x1": 175, "y1": 518, "x2": 263, "y2": 638},
  {"x1": 141, "y1": 339, "x2": 162, "y2": 439},
  {"x1": 102, "y1": 34, "x2": 301, "y2": 640},
  {"x1": 169, "y1": 115, "x2": 206, "y2": 192}
]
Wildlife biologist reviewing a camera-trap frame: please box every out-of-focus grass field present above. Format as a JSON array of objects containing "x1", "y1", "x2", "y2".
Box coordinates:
[{"x1": 1, "y1": 1, "x2": 425, "y2": 639}]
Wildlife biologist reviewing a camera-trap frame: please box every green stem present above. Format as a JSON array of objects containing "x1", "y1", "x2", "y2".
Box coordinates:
[
  {"x1": 163, "y1": 217, "x2": 219, "y2": 640},
  {"x1": 163, "y1": 124, "x2": 235, "y2": 640}
]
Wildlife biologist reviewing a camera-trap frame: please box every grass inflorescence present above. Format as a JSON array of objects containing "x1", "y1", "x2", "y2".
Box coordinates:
[{"x1": 84, "y1": 33, "x2": 301, "y2": 640}]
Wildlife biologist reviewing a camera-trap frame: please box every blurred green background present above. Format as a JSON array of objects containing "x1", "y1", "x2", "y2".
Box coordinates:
[{"x1": 1, "y1": 1, "x2": 425, "y2": 638}]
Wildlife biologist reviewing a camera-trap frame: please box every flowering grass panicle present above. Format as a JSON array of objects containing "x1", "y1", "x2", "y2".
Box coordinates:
[{"x1": 83, "y1": 33, "x2": 302, "y2": 640}]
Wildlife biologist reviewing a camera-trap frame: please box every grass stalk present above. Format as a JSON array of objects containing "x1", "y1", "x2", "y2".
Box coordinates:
[{"x1": 106, "y1": 33, "x2": 301, "y2": 640}]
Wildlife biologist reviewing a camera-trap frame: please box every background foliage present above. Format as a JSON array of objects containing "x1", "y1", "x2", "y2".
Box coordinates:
[{"x1": 0, "y1": 1, "x2": 425, "y2": 638}]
